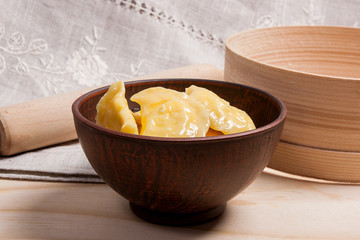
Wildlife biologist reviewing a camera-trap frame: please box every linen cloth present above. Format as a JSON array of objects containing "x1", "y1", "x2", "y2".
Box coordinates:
[{"x1": 1, "y1": 0, "x2": 359, "y2": 182}]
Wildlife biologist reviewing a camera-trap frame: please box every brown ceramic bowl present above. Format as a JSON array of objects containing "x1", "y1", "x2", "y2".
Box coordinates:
[{"x1": 72, "y1": 79, "x2": 286, "y2": 225}]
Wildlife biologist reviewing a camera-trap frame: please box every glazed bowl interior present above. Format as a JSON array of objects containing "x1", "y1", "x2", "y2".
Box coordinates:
[{"x1": 72, "y1": 78, "x2": 286, "y2": 225}]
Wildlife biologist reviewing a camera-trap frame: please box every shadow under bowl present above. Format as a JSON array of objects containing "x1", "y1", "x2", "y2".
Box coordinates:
[{"x1": 72, "y1": 78, "x2": 286, "y2": 225}]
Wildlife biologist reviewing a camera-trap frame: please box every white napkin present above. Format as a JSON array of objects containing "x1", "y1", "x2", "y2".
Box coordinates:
[{"x1": 1, "y1": 0, "x2": 358, "y2": 182}]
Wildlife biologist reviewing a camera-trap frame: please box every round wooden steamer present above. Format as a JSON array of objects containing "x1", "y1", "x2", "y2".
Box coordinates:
[
  {"x1": 269, "y1": 141, "x2": 360, "y2": 183},
  {"x1": 225, "y1": 26, "x2": 360, "y2": 152},
  {"x1": 224, "y1": 26, "x2": 360, "y2": 182}
]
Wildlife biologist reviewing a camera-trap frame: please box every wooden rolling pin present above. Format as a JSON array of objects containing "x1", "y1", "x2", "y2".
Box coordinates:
[{"x1": 0, "y1": 64, "x2": 224, "y2": 156}]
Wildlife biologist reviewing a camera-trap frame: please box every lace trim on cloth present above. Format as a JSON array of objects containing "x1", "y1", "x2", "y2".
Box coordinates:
[
  {"x1": 1, "y1": 0, "x2": 344, "y2": 98},
  {"x1": 108, "y1": 0, "x2": 225, "y2": 48}
]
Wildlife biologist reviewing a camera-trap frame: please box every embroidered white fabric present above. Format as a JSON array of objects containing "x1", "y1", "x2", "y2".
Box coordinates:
[{"x1": 1, "y1": 0, "x2": 359, "y2": 182}]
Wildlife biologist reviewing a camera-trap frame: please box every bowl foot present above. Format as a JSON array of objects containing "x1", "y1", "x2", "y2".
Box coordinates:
[{"x1": 129, "y1": 202, "x2": 227, "y2": 226}]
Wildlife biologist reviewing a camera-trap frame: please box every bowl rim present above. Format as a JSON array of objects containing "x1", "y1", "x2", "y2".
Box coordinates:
[
  {"x1": 72, "y1": 78, "x2": 287, "y2": 143},
  {"x1": 226, "y1": 25, "x2": 360, "y2": 82}
]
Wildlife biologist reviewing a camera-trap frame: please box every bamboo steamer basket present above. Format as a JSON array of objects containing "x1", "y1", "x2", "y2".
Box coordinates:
[{"x1": 225, "y1": 26, "x2": 360, "y2": 183}]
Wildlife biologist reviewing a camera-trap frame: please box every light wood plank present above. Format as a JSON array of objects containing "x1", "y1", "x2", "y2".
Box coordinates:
[{"x1": 1, "y1": 172, "x2": 360, "y2": 239}]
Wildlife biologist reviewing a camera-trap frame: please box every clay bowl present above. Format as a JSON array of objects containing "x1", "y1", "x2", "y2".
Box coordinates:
[
  {"x1": 72, "y1": 79, "x2": 286, "y2": 225},
  {"x1": 225, "y1": 26, "x2": 360, "y2": 182}
]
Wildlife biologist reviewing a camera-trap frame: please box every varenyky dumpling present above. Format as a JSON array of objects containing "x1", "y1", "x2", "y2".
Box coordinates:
[
  {"x1": 95, "y1": 81, "x2": 139, "y2": 134},
  {"x1": 130, "y1": 86, "x2": 210, "y2": 137},
  {"x1": 185, "y1": 85, "x2": 256, "y2": 134}
]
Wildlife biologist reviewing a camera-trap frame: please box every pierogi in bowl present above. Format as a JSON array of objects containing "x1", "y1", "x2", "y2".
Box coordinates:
[
  {"x1": 72, "y1": 78, "x2": 286, "y2": 226},
  {"x1": 95, "y1": 81, "x2": 256, "y2": 138}
]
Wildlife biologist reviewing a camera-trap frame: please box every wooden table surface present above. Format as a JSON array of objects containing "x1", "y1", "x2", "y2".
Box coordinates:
[{"x1": 1, "y1": 170, "x2": 359, "y2": 240}]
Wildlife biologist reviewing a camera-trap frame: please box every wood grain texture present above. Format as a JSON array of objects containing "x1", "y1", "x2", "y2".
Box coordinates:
[
  {"x1": 1, "y1": 173, "x2": 360, "y2": 239},
  {"x1": 0, "y1": 64, "x2": 223, "y2": 156},
  {"x1": 225, "y1": 26, "x2": 360, "y2": 183},
  {"x1": 225, "y1": 26, "x2": 360, "y2": 152},
  {"x1": 269, "y1": 141, "x2": 360, "y2": 183}
]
